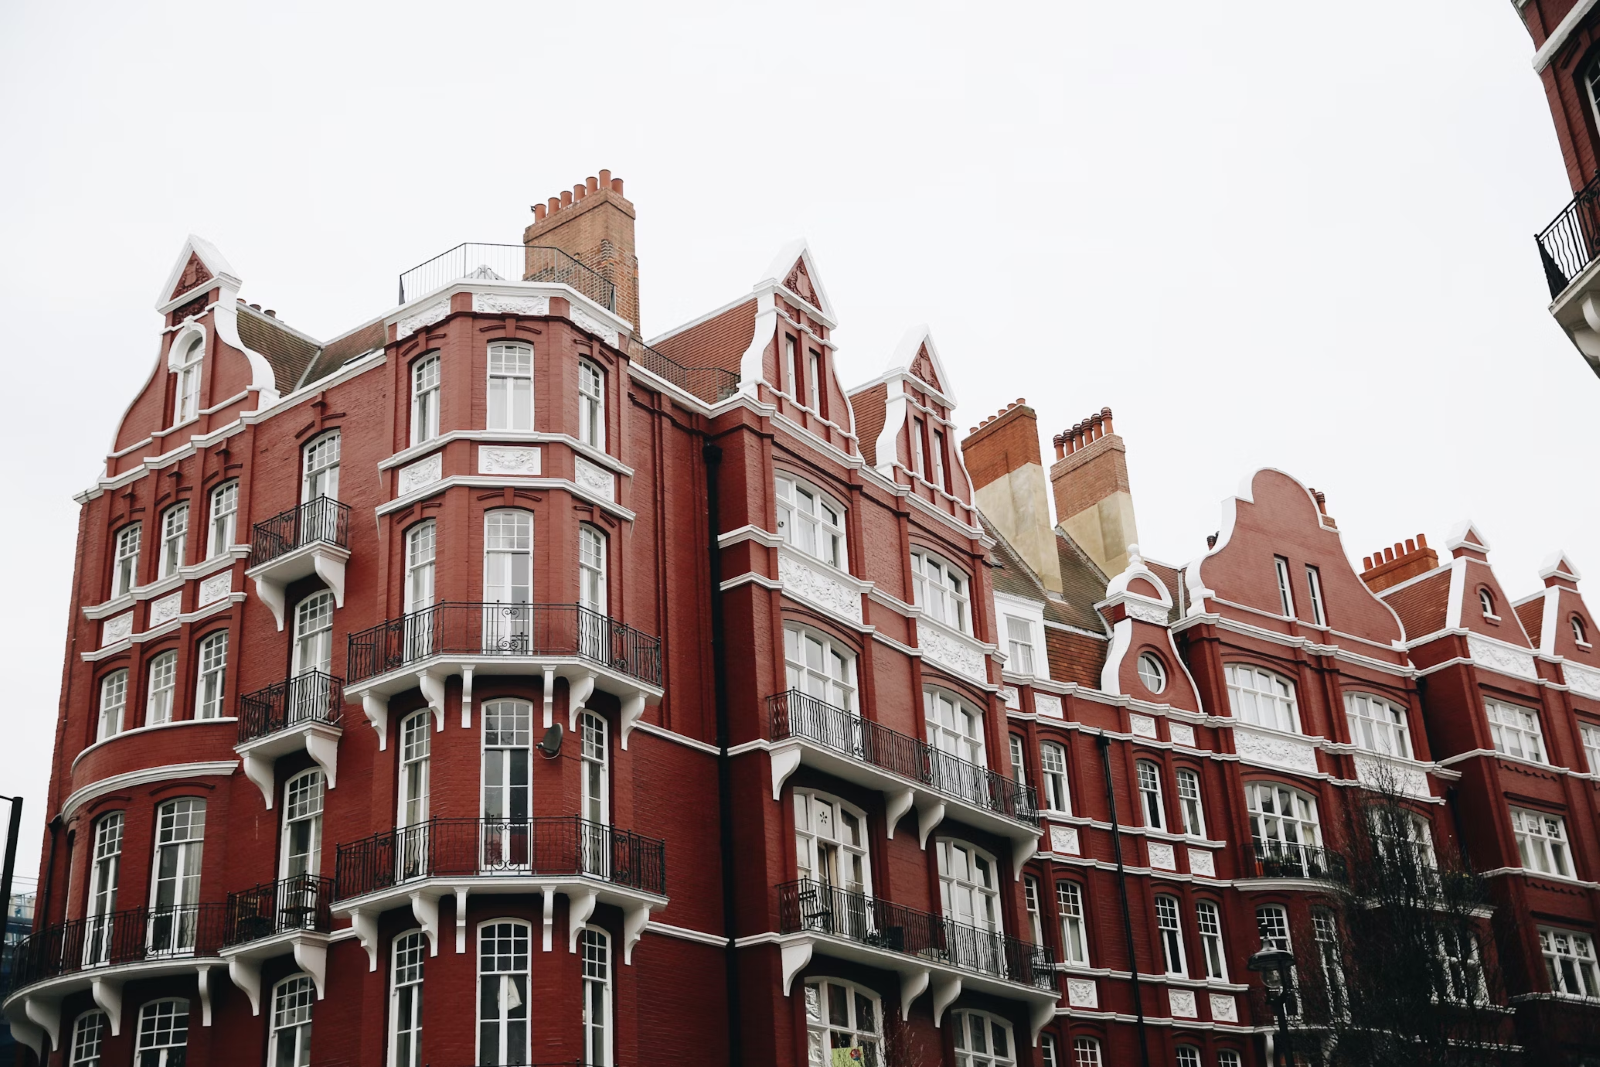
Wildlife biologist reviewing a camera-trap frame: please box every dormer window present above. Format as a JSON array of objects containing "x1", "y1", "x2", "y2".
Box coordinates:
[
  {"x1": 174, "y1": 337, "x2": 202, "y2": 423},
  {"x1": 1573, "y1": 615, "x2": 1589, "y2": 647},
  {"x1": 775, "y1": 474, "x2": 846, "y2": 570},
  {"x1": 1478, "y1": 588, "x2": 1497, "y2": 619}
]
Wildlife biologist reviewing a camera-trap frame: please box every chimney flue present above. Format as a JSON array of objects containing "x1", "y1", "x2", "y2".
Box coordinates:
[
  {"x1": 960, "y1": 400, "x2": 1064, "y2": 593},
  {"x1": 1050, "y1": 404, "x2": 1140, "y2": 578}
]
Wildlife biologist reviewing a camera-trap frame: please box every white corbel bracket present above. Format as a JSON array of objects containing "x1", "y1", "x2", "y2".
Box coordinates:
[
  {"x1": 8, "y1": 1013, "x2": 44, "y2": 1058},
  {"x1": 884, "y1": 789, "x2": 914, "y2": 841},
  {"x1": 623, "y1": 901, "x2": 652, "y2": 965},
  {"x1": 418, "y1": 670, "x2": 446, "y2": 731},
  {"x1": 22, "y1": 995, "x2": 60, "y2": 1052},
  {"x1": 91, "y1": 975, "x2": 123, "y2": 1035},
  {"x1": 567, "y1": 672, "x2": 597, "y2": 732},
  {"x1": 253, "y1": 575, "x2": 287, "y2": 632},
  {"x1": 455, "y1": 886, "x2": 471, "y2": 953},
  {"x1": 306, "y1": 727, "x2": 339, "y2": 790},
  {"x1": 295, "y1": 939, "x2": 328, "y2": 999},
  {"x1": 461, "y1": 666, "x2": 474, "y2": 729},
  {"x1": 351, "y1": 908, "x2": 379, "y2": 971},
  {"x1": 229, "y1": 956, "x2": 263, "y2": 1016},
  {"x1": 411, "y1": 891, "x2": 440, "y2": 956},
  {"x1": 363, "y1": 694, "x2": 389, "y2": 751},
  {"x1": 619, "y1": 692, "x2": 647, "y2": 749},
  {"x1": 541, "y1": 884, "x2": 557, "y2": 951},
  {"x1": 196, "y1": 964, "x2": 215, "y2": 1026},
  {"x1": 916, "y1": 800, "x2": 947, "y2": 848},
  {"x1": 568, "y1": 888, "x2": 598, "y2": 953},
  {"x1": 1030, "y1": 998, "x2": 1055, "y2": 1047},
  {"x1": 241, "y1": 752, "x2": 276, "y2": 810},
  {"x1": 929, "y1": 973, "x2": 962, "y2": 1027},
  {"x1": 899, "y1": 967, "x2": 929, "y2": 1021},
  {"x1": 770, "y1": 742, "x2": 802, "y2": 802},
  {"x1": 781, "y1": 939, "x2": 813, "y2": 995},
  {"x1": 1012, "y1": 833, "x2": 1038, "y2": 879}
]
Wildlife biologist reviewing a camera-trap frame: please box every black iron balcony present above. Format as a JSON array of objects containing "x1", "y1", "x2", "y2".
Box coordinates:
[
  {"x1": 251, "y1": 497, "x2": 350, "y2": 567},
  {"x1": 237, "y1": 671, "x2": 343, "y2": 745},
  {"x1": 333, "y1": 817, "x2": 666, "y2": 901},
  {"x1": 778, "y1": 878, "x2": 1055, "y2": 991},
  {"x1": 1250, "y1": 839, "x2": 1349, "y2": 883},
  {"x1": 768, "y1": 689, "x2": 1039, "y2": 826},
  {"x1": 397, "y1": 243, "x2": 616, "y2": 311},
  {"x1": 1537, "y1": 173, "x2": 1600, "y2": 298},
  {"x1": 629, "y1": 339, "x2": 739, "y2": 403},
  {"x1": 224, "y1": 876, "x2": 333, "y2": 947},
  {"x1": 346, "y1": 602, "x2": 662, "y2": 687},
  {"x1": 9, "y1": 903, "x2": 229, "y2": 991}
]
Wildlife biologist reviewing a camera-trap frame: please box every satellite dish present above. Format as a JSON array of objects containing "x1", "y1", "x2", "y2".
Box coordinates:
[{"x1": 537, "y1": 724, "x2": 564, "y2": 758}]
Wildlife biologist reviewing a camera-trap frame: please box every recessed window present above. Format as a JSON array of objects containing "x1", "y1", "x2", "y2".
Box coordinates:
[
  {"x1": 1257, "y1": 903, "x2": 1291, "y2": 951},
  {"x1": 910, "y1": 417, "x2": 926, "y2": 478},
  {"x1": 931, "y1": 428, "x2": 948, "y2": 492},
  {"x1": 938, "y1": 839, "x2": 1002, "y2": 938},
  {"x1": 207, "y1": 481, "x2": 238, "y2": 558},
  {"x1": 1436, "y1": 928, "x2": 1487, "y2": 1003},
  {"x1": 795, "y1": 790, "x2": 871, "y2": 893},
  {"x1": 135, "y1": 998, "x2": 189, "y2": 1067},
  {"x1": 1345, "y1": 693, "x2": 1412, "y2": 758},
  {"x1": 174, "y1": 337, "x2": 203, "y2": 423},
  {"x1": 389, "y1": 930, "x2": 426, "y2": 1067},
  {"x1": 806, "y1": 348, "x2": 823, "y2": 414},
  {"x1": 581, "y1": 927, "x2": 613, "y2": 1066},
  {"x1": 579, "y1": 524, "x2": 608, "y2": 613},
  {"x1": 1073, "y1": 1038, "x2": 1103, "y2": 1067},
  {"x1": 488, "y1": 343, "x2": 533, "y2": 431},
  {"x1": 1540, "y1": 927, "x2": 1599, "y2": 998},
  {"x1": 268, "y1": 974, "x2": 315, "y2": 1065},
  {"x1": 783, "y1": 626, "x2": 857, "y2": 711},
  {"x1": 281, "y1": 769, "x2": 325, "y2": 880},
  {"x1": 1247, "y1": 781, "x2": 1322, "y2": 876},
  {"x1": 1274, "y1": 556, "x2": 1295, "y2": 617},
  {"x1": 410, "y1": 354, "x2": 440, "y2": 445},
  {"x1": 69, "y1": 1010, "x2": 106, "y2": 1067},
  {"x1": 1136, "y1": 760, "x2": 1165, "y2": 830},
  {"x1": 96, "y1": 670, "x2": 127, "y2": 742},
  {"x1": 1006, "y1": 616, "x2": 1036, "y2": 675},
  {"x1": 951, "y1": 1009, "x2": 1014, "y2": 1067},
  {"x1": 1573, "y1": 614, "x2": 1590, "y2": 646},
  {"x1": 911, "y1": 550, "x2": 970, "y2": 633},
  {"x1": 1312, "y1": 907, "x2": 1347, "y2": 1018},
  {"x1": 578, "y1": 359, "x2": 605, "y2": 449},
  {"x1": 477, "y1": 921, "x2": 532, "y2": 1065},
  {"x1": 1196, "y1": 899, "x2": 1227, "y2": 980},
  {"x1": 85, "y1": 813, "x2": 123, "y2": 966},
  {"x1": 1511, "y1": 807, "x2": 1573, "y2": 877},
  {"x1": 1057, "y1": 881, "x2": 1089, "y2": 965},
  {"x1": 1224, "y1": 664, "x2": 1300, "y2": 734},
  {"x1": 1023, "y1": 875, "x2": 1045, "y2": 946},
  {"x1": 1040, "y1": 742, "x2": 1070, "y2": 814},
  {"x1": 1478, "y1": 587, "x2": 1496, "y2": 618},
  {"x1": 293, "y1": 591, "x2": 334, "y2": 678},
  {"x1": 482, "y1": 700, "x2": 533, "y2": 838},
  {"x1": 1008, "y1": 734, "x2": 1027, "y2": 788},
  {"x1": 1176, "y1": 768, "x2": 1205, "y2": 837},
  {"x1": 1368, "y1": 806, "x2": 1437, "y2": 868},
  {"x1": 195, "y1": 631, "x2": 228, "y2": 719},
  {"x1": 302, "y1": 431, "x2": 341, "y2": 504},
  {"x1": 782, "y1": 336, "x2": 798, "y2": 398},
  {"x1": 146, "y1": 652, "x2": 177, "y2": 726},
  {"x1": 1486, "y1": 700, "x2": 1546, "y2": 763},
  {"x1": 1581, "y1": 723, "x2": 1600, "y2": 775},
  {"x1": 158, "y1": 505, "x2": 188, "y2": 579},
  {"x1": 151, "y1": 799, "x2": 205, "y2": 953},
  {"x1": 925, "y1": 688, "x2": 985, "y2": 766},
  {"x1": 803, "y1": 979, "x2": 881, "y2": 1065},
  {"x1": 1137, "y1": 652, "x2": 1167, "y2": 694},
  {"x1": 405, "y1": 522, "x2": 437, "y2": 615},
  {"x1": 776, "y1": 474, "x2": 846, "y2": 570},
  {"x1": 1219, "y1": 1053, "x2": 1242, "y2": 1067},
  {"x1": 483, "y1": 510, "x2": 533, "y2": 646},
  {"x1": 398, "y1": 710, "x2": 431, "y2": 831},
  {"x1": 1041, "y1": 1035, "x2": 1060, "y2": 1067},
  {"x1": 580, "y1": 711, "x2": 609, "y2": 828},
  {"x1": 1155, "y1": 894, "x2": 1186, "y2": 975},
  {"x1": 1176, "y1": 1046, "x2": 1201, "y2": 1067},
  {"x1": 112, "y1": 523, "x2": 141, "y2": 598},
  {"x1": 1305, "y1": 564, "x2": 1326, "y2": 626}
]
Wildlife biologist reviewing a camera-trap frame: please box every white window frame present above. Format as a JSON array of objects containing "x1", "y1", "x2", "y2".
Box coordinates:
[
  {"x1": 952, "y1": 1008, "x2": 1016, "y2": 1067},
  {"x1": 1155, "y1": 894, "x2": 1187, "y2": 975},
  {"x1": 1479, "y1": 587, "x2": 1496, "y2": 618},
  {"x1": 149, "y1": 799, "x2": 205, "y2": 955},
  {"x1": 112, "y1": 524, "x2": 141, "y2": 597},
  {"x1": 1137, "y1": 759, "x2": 1165, "y2": 830},
  {"x1": 1312, "y1": 907, "x2": 1347, "y2": 1018},
  {"x1": 481, "y1": 699, "x2": 533, "y2": 831},
  {"x1": 1137, "y1": 651, "x2": 1167, "y2": 694},
  {"x1": 1305, "y1": 564, "x2": 1327, "y2": 626},
  {"x1": 1540, "y1": 926, "x2": 1600, "y2": 998},
  {"x1": 158, "y1": 504, "x2": 188, "y2": 579},
  {"x1": 69, "y1": 1010, "x2": 106, "y2": 1067},
  {"x1": 581, "y1": 711, "x2": 609, "y2": 827},
  {"x1": 578, "y1": 358, "x2": 605, "y2": 450},
  {"x1": 1023, "y1": 875, "x2": 1044, "y2": 946},
  {"x1": 581, "y1": 926, "x2": 613, "y2": 1067},
  {"x1": 207, "y1": 480, "x2": 238, "y2": 558},
  {"x1": 911, "y1": 550, "x2": 971, "y2": 633},
  {"x1": 784, "y1": 626, "x2": 857, "y2": 712},
  {"x1": 1486, "y1": 700, "x2": 1546, "y2": 764},
  {"x1": 85, "y1": 813, "x2": 123, "y2": 966},
  {"x1": 579, "y1": 523, "x2": 607, "y2": 613},
  {"x1": 775, "y1": 473, "x2": 847, "y2": 570},
  {"x1": 135, "y1": 998, "x2": 189, "y2": 1067},
  {"x1": 1246, "y1": 781, "x2": 1323, "y2": 869},
  {"x1": 174, "y1": 337, "x2": 203, "y2": 424},
  {"x1": 910, "y1": 417, "x2": 926, "y2": 478},
  {"x1": 806, "y1": 346, "x2": 822, "y2": 412},
  {"x1": 1009, "y1": 734, "x2": 1027, "y2": 789},
  {"x1": 1581, "y1": 722, "x2": 1600, "y2": 775},
  {"x1": 389, "y1": 929, "x2": 426, "y2": 1067},
  {"x1": 1176, "y1": 1047, "x2": 1202, "y2": 1067},
  {"x1": 1005, "y1": 615, "x2": 1036, "y2": 675},
  {"x1": 302, "y1": 431, "x2": 341, "y2": 504},
  {"x1": 97, "y1": 670, "x2": 127, "y2": 741},
  {"x1": 1196, "y1": 899, "x2": 1227, "y2": 980},
  {"x1": 1176, "y1": 768, "x2": 1205, "y2": 838},
  {"x1": 1057, "y1": 880, "x2": 1089, "y2": 965},
  {"x1": 1219, "y1": 1052, "x2": 1242, "y2": 1067},
  {"x1": 1573, "y1": 614, "x2": 1590, "y2": 647},
  {"x1": 268, "y1": 973, "x2": 315, "y2": 1066},
  {"x1": 931, "y1": 427, "x2": 948, "y2": 491},
  {"x1": 1369, "y1": 806, "x2": 1437, "y2": 868},
  {"x1": 398, "y1": 710, "x2": 431, "y2": 828},
  {"x1": 281, "y1": 769, "x2": 325, "y2": 879},
  {"x1": 293, "y1": 591, "x2": 335, "y2": 677},
  {"x1": 782, "y1": 335, "x2": 799, "y2": 397},
  {"x1": 925, "y1": 688, "x2": 985, "y2": 767},
  {"x1": 476, "y1": 919, "x2": 532, "y2": 1066},
  {"x1": 803, "y1": 978, "x2": 883, "y2": 1064},
  {"x1": 1511, "y1": 807, "x2": 1573, "y2": 877},
  {"x1": 195, "y1": 630, "x2": 228, "y2": 719},
  {"x1": 487, "y1": 342, "x2": 533, "y2": 431},
  {"x1": 405, "y1": 522, "x2": 436, "y2": 614},
  {"x1": 1042, "y1": 1034, "x2": 1060, "y2": 1067},
  {"x1": 794, "y1": 790, "x2": 872, "y2": 894},
  {"x1": 146, "y1": 651, "x2": 177, "y2": 726},
  {"x1": 1436, "y1": 927, "x2": 1487, "y2": 1004},
  {"x1": 1040, "y1": 742, "x2": 1070, "y2": 814},
  {"x1": 1345, "y1": 692, "x2": 1413, "y2": 759},
  {"x1": 1274, "y1": 556, "x2": 1295, "y2": 617},
  {"x1": 1073, "y1": 1037, "x2": 1103, "y2": 1067},
  {"x1": 937, "y1": 838, "x2": 1002, "y2": 937},
  {"x1": 1225, "y1": 664, "x2": 1301, "y2": 734},
  {"x1": 410, "y1": 353, "x2": 440, "y2": 446},
  {"x1": 483, "y1": 509, "x2": 533, "y2": 606}
]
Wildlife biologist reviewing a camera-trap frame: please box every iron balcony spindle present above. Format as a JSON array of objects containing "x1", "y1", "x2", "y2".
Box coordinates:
[
  {"x1": 1535, "y1": 172, "x2": 1600, "y2": 298},
  {"x1": 224, "y1": 875, "x2": 334, "y2": 946},
  {"x1": 250, "y1": 497, "x2": 351, "y2": 567},
  {"x1": 9, "y1": 903, "x2": 230, "y2": 991},
  {"x1": 1250, "y1": 838, "x2": 1349, "y2": 883},
  {"x1": 237, "y1": 671, "x2": 343, "y2": 744},
  {"x1": 396, "y1": 243, "x2": 617, "y2": 311}
]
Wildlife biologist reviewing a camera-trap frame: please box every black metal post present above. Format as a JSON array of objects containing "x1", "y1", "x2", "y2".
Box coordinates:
[
  {"x1": 0, "y1": 796, "x2": 22, "y2": 964},
  {"x1": 1097, "y1": 734, "x2": 1151, "y2": 1067}
]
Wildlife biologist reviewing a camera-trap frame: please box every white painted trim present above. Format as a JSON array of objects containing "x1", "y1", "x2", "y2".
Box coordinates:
[
  {"x1": 374, "y1": 475, "x2": 634, "y2": 522},
  {"x1": 1533, "y1": 0, "x2": 1600, "y2": 72},
  {"x1": 82, "y1": 549, "x2": 246, "y2": 620},
  {"x1": 377, "y1": 429, "x2": 632, "y2": 477},
  {"x1": 83, "y1": 594, "x2": 243, "y2": 662},
  {"x1": 61, "y1": 760, "x2": 237, "y2": 820},
  {"x1": 71, "y1": 717, "x2": 238, "y2": 773},
  {"x1": 626, "y1": 721, "x2": 722, "y2": 757},
  {"x1": 717, "y1": 524, "x2": 783, "y2": 549},
  {"x1": 643, "y1": 921, "x2": 728, "y2": 948}
]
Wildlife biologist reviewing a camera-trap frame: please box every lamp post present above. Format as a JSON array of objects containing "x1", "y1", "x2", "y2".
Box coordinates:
[{"x1": 1248, "y1": 946, "x2": 1298, "y2": 1067}]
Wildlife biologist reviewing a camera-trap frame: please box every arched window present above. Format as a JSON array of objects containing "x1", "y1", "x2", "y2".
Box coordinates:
[
  {"x1": 579, "y1": 524, "x2": 608, "y2": 613},
  {"x1": 135, "y1": 999, "x2": 189, "y2": 1067},
  {"x1": 404, "y1": 521, "x2": 437, "y2": 662},
  {"x1": 1136, "y1": 760, "x2": 1165, "y2": 830},
  {"x1": 97, "y1": 670, "x2": 127, "y2": 741},
  {"x1": 937, "y1": 839, "x2": 1002, "y2": 953},
  {"x1": 1246, "y1": 782, "x2": 1322, "y2": 878},
  {"x1": 146, "y1": 651, "x2": 177, "y2": 726},
  {"x1": 794, "y1": 790, "x2": 871, "y2": 897},
  {"x1": 69, "y1": 1010, "x2": 106, "y2": 1067},
  {"x1": 410, "y1": 354, "x2": 440, "y2": 445},
  {"x1": 302, "y1": 431, "x2": 341, "y2": 503},
  {"x1": 488, "y1": 343, "x2": 533, "y2": 431},
  {"x1": 1345, "y1": 693, "x2": 1412, "y2": 758},
  {"x1": 195, "y1": 630, "x2": 228, "y2": 719},
  {"x1": 1478, "y1": 587, "x2": 1496, "y2": 618},
  {"x1": 84, "y1": 814, "x2": 122, "y2": 966},
  {"x1": 483, "y1": 511, "x2": 533, "y2": 649},
  {"x1": 281, "y1": 769, "x2": 325, "y2": 879},
  {"x1": 1196, "y1": 899, "x2": 1227, "y2": 980},
  {"x1": 776, "y1": 474, "x2": 846, "y2": 570},
  {"x1": 1155, "y1": 894, "x2": 1186, "y2": 975},
  {"x1": 578, "y1": 359, "x2": 605, "y2": 449},
  {"x1": 925, "y1": 688, "x2": 985, "y2": 767},
  {"x1": 174, "y1": 336, "x2": 203, "y2": 423},
  {"x1": 1218, "y1": 1051, "x2": 1242, "y2": 1067},
  {"x1": 1176, "y1": 768, "x2": 1205, "y2": 838},
  {"x1": 1224, "y1": 664, "x2": 1300, "y2": 734},
  {"x1": 783, "y1": 626, "x2": 856, "y2": 711},
  {"x1": 389, "y1": 930, "x2": 426, "y2": 1067},
  {"x1": 952, "y1": 1009, "x2": 1015, "y2": 1067},
  {"x1": 207, "y1": 480, "x2": 238, "y2": 558},
  {"x1": 477, "y1": 920, "x2": 531, "y2": 1065},
  {"x1": 581, "y1": 927, "x2": 613, "y2": 1067},
  {"x1": 398, "y1": 710, "x2": 431, "y2": 829},
  {"x1": 1056, "y1": 881, "x2": 1089, "y2": 965},
  {"x1": 112, "y1": 523, "x2": 141, "y2": 597},
  {"x1": 580, "y1": 711, "x2": 609, "y2": 827},
  {"x1": 1040, "y1": 742, "x2": 1070, "y2": 814},
  {"x1": 1175, "y1": 1046, "x2": 1201, "y2": 1067},
  {"x1": 1573, "y1": 614, "x2": 1589, "y2": 646},
  {"x1": 158, "y1": 504, "x2": 188, "y2": 579},
  {"x1": 268, "y1": 974, "x2": 315, "y2": 1066},
  {"x1": 911, "y1": 550, "x2": 970, "y2": 633},
  {"x1": 150, "y1": 799, "x2": 205, "y2": 952},
  {"x1": 481, "y1": 701, "x2": 532, "y2": 868},
  {"x1": 803, "y1": 978, "x2": 882, "y2": 1064},
  {"x1": 1073, "y1": 1037, "x2": 1104, "y2": 1066},
  {"x1": 293, "y1": 591, "x2": 335, "y2": 677}
]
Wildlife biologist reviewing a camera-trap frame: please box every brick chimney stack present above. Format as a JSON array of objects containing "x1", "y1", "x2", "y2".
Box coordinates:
[
  {"x1": 1359, "y1": 534, "x2": 1439, "y2": 593},
  {"x1": 961, "y1": 400, "x2": 1063, "y2": 592},
  {"x1": 524, "y1": 170, "x2": 641, "y2": 335},
  {"x1": 1048, "y1": 407, "x2": 1140, "y2": 579}
]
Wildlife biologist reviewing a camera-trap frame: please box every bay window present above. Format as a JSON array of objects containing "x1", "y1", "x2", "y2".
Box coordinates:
[
  {"x1": 1486, "y1": 700, "x2": 1546, "y2": 763},
  {"x1": 487, "y1": 343, "x2": 533, "y2": 431},
  {"x1": 1511, "y1": 807, "x2": 1573, "y2": 876},
  {"x1": 1345, "y1": 692, "x2": 1412, "y2": 758}
]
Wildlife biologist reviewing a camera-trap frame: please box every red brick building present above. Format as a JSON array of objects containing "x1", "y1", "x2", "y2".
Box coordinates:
[{"x1": 3, "y1": 172, "x2": 1597, "y2": 1067}]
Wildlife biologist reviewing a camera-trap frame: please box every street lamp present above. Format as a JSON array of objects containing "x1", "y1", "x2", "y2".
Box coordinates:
[{"x1": 1248, "y1": 946, "x2": 1298, "y2": 1067}]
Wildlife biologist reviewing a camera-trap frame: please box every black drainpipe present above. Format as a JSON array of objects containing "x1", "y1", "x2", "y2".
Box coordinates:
[
  {"x1": 704, "y1": 442, "x2": 743, "y2": 1067},
  {"x1": 1098, "y1": 732, "x2": 1152, "y2": 1067}
]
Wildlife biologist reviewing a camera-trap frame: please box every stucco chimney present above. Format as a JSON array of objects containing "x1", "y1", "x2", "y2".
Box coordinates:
[
  {"x1": 960, "y1": 400, "x2": 1063, "y2": 593},
  {"x1": 1048, "y1": 406, "x2": 1140, "y2": 579},
  {"x1": 523, "y1": 171, "x2": 641, "y2": 335}
]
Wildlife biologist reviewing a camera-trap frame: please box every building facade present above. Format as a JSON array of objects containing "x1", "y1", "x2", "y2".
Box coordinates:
[{"x1": 3, "y1": 172, "x2": 1597, "y2": 1067}]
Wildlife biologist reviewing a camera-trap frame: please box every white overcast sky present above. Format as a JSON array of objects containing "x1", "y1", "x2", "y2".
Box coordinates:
[{"x1": 0, "y1": 1, "x2": 1588, "y2": 873}]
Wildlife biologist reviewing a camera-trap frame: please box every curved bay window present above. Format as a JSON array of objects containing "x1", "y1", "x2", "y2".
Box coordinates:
[
  {"x1": 481, "y1": 700, "x2": 532, "y2": 870},
  {"x1": 97, "y1": 670, "x2": 127, "y2": 742},
  {"x1": 150, "y1": 798, "x2": 205, "y2": 954},
  {"x1": 146, "y1": 651, "x2": 176, "y2": 726},
  {"x1": 483, "y1": 510, "x2": 533, "y2": 652},
  {"x1": 804, "y1": 979, "x2": 882, "y2": 1066}
]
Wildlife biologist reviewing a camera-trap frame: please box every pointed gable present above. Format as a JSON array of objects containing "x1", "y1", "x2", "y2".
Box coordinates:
[
  {"x1": 169, "y1": 252, "x2": 213, "y2": 301},
  {"x1": 157, "y1": 234, "x2": 238, "y2": 310},
  {"x1": 763, "y1": 239, "x2": 835, "y2": 322}
]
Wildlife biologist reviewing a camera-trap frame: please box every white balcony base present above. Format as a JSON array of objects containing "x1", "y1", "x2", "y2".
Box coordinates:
[
  {"x1": 221, "y1": 929, "x2": 330, "y2": 1014},
  {"x1": 246, "y1": 543, "x2": 349, "y2": 631},
  {"x1": 237, "y1": 721, "x2": 342, "y2": 808},
  {"x1": 2, "y1": 956, "x2": 226, "y2": 1056}
]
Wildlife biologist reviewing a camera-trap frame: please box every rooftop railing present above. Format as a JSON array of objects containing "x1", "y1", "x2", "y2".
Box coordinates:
[
  {"x1": 237, "y1": 671, "x2": 343, "y2": 745},
  {"x1": 251, "y1": 497, "x2": 350, "y2": 568},
  {"x1": 778, "y1": 878, "x2": 1055, "y2": 990},
  {"x1": 224, "y1": 875, "x2": 333, "y2": 946},
  {"x1": 1536, "y1": 173, "x2": 1600, "y2": 298},
  {"x1": 1250, "y1": 839, "x2": 1349, "y2": 884},
  {"x1": 629, "y1": 339, "x2": 739, "y2": 403},
  {"x1": 768, "y1": 689, "x2": 1039, "y2": 827},
  {"x1": 345, "y1": 602, "x2": 661, "y2": 688},
  {"x1": 9, "y1": 903, "x2": 229, "y2": 991},
  {"x1": 334, "y1": 817, "x2": 666, "y2": 901},
  {"x1": 398, "y1": 243, "x2": 616, "y2": 311}
]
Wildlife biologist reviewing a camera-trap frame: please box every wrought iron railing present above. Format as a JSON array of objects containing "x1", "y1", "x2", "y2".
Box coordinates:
[
  {"x1": 237, "y1": 671, "x2": 343, "y2": 744},
  {"x1": 251, "y1": 497, "x2": 350, "y2": 567},
  {"x1": 1537, "y1": 173, "x2": 1600, "y2": 298},
  {"x1": 345, "y1": 602, "x2": 661, "y2": 687},
  {"x1": 334, "y1": 817, "x2": 666, "y2": 901},
  {"x1": 224, "y1": 875, "x2": 333, "y2": 946},
  {"x1": 397, "y1": 243, "x2": 616, "y2": 311},
  {"x1": 778, "y1": 878, "x2": 1054, "y2": 990},
  {"x1": 1250, "y1": 839, "x2": 1349, "y2": 883},
  {"x1": 629, "y1": 339, "x2": 739, "y2": 403},
  {"x1": 768, "y1": 690, "x2": 1039, "y2": 826},
  {"x1": 9, "y1": 903, "x2": 230, "y2": 991}
]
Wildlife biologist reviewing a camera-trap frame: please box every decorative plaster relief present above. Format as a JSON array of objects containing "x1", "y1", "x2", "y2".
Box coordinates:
[
  {"x1": 570, "y1": 307, "x2": 618, "y2": 348},
  {"x1": 198, "y1": 571, "x2": 232, "y2": 607},
  {"x1": 1169, "y1": 723, "x2": 1196, "y2": 748},
  {"x1": 1467, "y1": 633, "x2": 1537, "y2": 680},
  {"x1": 1188, "y1": 848, "x2": 1216, "y2": 878},
  {"x1": 1353, "y1": 754, "x2": 1431, "y2": 798},
  {"x1": 573, "y1": 456, "x2": 616, "y2": 502},
  {"x1": 102, "y1": 613, "x2": 133, "y2": 647},
  {"x1": 1169, "y1": 989, "x2": 1197, "y2": 1018},
  {"x1": 1066, "y1": 978, "x2": 1098, "y2": 1008},
  {"x1": 1125, "y1": 599, "x2": 1169, "y2": 625},
  {"x1": 1233, "y1": 725, "x2": 1319, "y2": 774},
  {"x1": 398, "y1": 453, "x2": 443, "y2": 496},
  {"x1": 1129, "y1": 713, "x2": 1157, "y2": 739},
  {"x1": 396, "y1": 299, "x2": 451, "y2": 340},
  {"x1": 1209, "y1": 994, "x2": 1238, "y2": 1023},
  {"x1": 1049, "y1": 826, "x2": 1080, "y2": 855},
  {"x1": 478, "y1": 447, "x2": 542, "y2": 476},
  {"x1": 148, "y1": 592, "x2": 182, "y2": 628},
  {"x1": 1000, "y1": 687, "x2": 1020, "y2": 710},
  {"x1": 919, "y1": 625, "x2": 987, "y2": 683},
  {"x1": 1034, "y1": 693, "x2": 1063, "y2": 719},
  {"x1": 1148, "y1": 842, "x2": 1176, "y2": 870},
  {"x1": 778, "y1": 551, "x2": 863, "y2": 624},
  {"x1": 1564, "y1": 661, "x2": 1600, "y2": 699},
  {"x1": 472, "y1": 293, "x2": 549, "y2": 316}
]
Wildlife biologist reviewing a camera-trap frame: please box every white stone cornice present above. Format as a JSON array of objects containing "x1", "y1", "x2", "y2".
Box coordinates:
[{"x1": 61, "y1": 760, "x2": 238, "y2": 821}]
